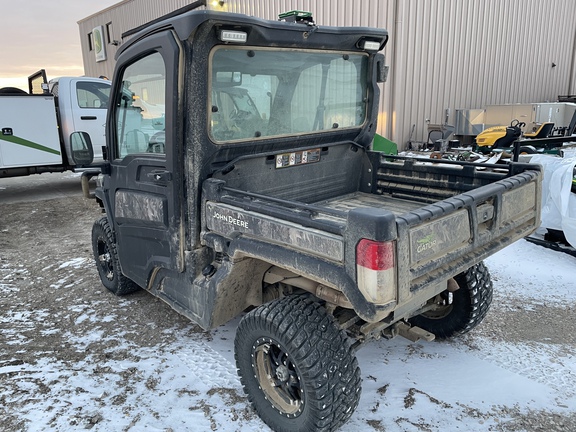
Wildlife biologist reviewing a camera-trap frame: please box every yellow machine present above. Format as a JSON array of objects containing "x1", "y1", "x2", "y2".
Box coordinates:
[
  {"x1": 475, "y1": 120, "x2": 525, "y2": 151},
  {"x1": 475, "y1": 119, "x2": 569, "y2": 154}
]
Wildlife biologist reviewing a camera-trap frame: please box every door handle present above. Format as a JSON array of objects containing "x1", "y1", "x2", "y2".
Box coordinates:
[
  {"x1": 80, "y1": 116, "x2": 98, "y2": 120},
  {"x1": 147, "y1": 169, "x2": 172, "y2": 182}
]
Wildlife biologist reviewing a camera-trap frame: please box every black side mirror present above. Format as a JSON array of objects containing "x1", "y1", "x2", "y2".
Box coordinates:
[
  {"x1": 69, "y1": 132, "x2": 94, "y2": 166},
  {"x1": 375, "y1": 53, "x2": 389, "y2": 83}
]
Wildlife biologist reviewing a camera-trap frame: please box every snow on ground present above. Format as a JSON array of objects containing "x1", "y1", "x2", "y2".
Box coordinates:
[
  {"x1": 485, "y1": 240, "x2": 576, "y2": 306},
  {"x1": 1, "y1": 238, "x2": 575, "y2": 431}
]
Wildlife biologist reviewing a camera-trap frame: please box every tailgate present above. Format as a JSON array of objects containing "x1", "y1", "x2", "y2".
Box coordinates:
[{"x1": 395, "y1": 169, "x2": 541, "y2": 295}]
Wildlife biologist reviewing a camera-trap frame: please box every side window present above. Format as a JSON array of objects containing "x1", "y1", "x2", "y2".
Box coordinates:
[
  {"x1": 76, "y1": 82, "x2": 110, "y2": 109},
  {"x1": 115, "y1": 52, "x2": 166, "y2": 158}
]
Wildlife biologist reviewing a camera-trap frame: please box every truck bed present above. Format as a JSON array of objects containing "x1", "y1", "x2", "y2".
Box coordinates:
[
  {"x1": 202, "y1": 142, "x2": 541, "y2": 325},
  {"x1": 316, "y1": 191, "x2": 422, "y2": 216},
  {"x1": 208, "y1": 143, "x2": 540, "y2": 236},
  {"x1": 206, "y1": 143, "x2": 540, "y2": 291}
]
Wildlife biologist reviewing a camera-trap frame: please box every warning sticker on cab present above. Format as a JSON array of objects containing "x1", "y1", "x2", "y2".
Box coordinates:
[{"x1": 275, "y1": 148, "x2": 321, "y2": 169}]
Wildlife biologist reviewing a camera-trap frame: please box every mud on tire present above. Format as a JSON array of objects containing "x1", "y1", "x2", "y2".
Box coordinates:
[
  {"x1": 234, "y1": 295, "x2": 361, "y2": 432},
  {"x1": 409, "y1": 262, "x2": 493, "y2": 339},
  {"x1": 91, "y1": 217, "x2": 140, "y2": 295}
]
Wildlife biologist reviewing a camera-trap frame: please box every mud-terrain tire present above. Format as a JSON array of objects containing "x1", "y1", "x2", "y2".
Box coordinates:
[
  {"x1": 409, "y1": 262, "x2": 493, "y2": 339},
  {"x1": 91, "y1": 217, "x2": 140, "y2": 295},
  {"x1": 234, "y1": 295, "x2": 361, "y2": 432}
]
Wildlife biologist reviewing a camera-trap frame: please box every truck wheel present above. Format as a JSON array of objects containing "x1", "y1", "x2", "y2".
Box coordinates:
[
  {"x1": 235, "y1": 295, "x2": 361, "y2": 432},
  {"x1": 409, "y1": 262, "x2": 493, "y2": 339},
  {"x1": 91, "y1": 217, "x2": 139, "y2": 295}
]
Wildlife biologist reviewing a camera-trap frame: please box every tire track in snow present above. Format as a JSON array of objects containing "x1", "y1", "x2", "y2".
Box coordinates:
[{"x1": 175, "y1": 341, "x2": 241, "y2": 389}]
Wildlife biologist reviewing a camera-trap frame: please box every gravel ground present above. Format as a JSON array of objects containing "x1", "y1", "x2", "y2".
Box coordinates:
[{"x1": 1, "y1": 173, "x2": 575, "y2": 431}]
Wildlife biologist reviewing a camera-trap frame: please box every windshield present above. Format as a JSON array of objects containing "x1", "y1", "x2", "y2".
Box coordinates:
[{"x1": 209, "y1": 47, "x2": 369, "y2": 142}]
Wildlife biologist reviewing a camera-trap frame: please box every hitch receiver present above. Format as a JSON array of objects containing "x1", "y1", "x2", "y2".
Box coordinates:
[{"x1": 395, "y1": 322, "x2": 435, "y2": 342}]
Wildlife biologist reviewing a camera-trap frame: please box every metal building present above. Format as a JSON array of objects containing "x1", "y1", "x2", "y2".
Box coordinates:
[{"x1": 78, "y1": 0, "x2": 576, "y2": 148}]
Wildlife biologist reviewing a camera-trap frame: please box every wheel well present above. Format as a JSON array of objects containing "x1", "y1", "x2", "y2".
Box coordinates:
[{"x1": 262, "y1": 265, "x2": 352, "y2": 309}]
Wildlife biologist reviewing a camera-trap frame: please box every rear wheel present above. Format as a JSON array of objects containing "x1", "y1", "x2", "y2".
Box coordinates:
[
  {"x1": 409, "y1": 262, "x2": 493, "y2": 339},
  {"x1": 91, "y1": 217, "x2": 139, "y2": 295},
  {"x1": 235, "y1": 295, "x2": 361, "y2": 432}
]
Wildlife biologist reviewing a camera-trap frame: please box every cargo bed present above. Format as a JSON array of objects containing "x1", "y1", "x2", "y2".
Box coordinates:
[
  {"x1": 205, "y1": 149, "x2": 541, "y2": 303},
  {"x1": 316, "y1": 191, "x2": 422, "y2": 216}
]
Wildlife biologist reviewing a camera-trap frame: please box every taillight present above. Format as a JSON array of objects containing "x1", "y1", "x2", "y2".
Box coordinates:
[
  {"x1": 356, "y1": 239, "x2": 395, "y2": 270},
  {"x1": 356, "y1": 239, "x2": 397, "y2": 304}
]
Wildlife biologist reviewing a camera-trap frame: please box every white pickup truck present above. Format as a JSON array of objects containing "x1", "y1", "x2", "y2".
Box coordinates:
[{"x1": 0, "y1": 69, "x2": 110, "y2": 178}]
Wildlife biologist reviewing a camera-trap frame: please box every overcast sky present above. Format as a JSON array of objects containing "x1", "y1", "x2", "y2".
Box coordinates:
[{"x1": 0, "y1": 0, "x2": 120, "y2": 90}]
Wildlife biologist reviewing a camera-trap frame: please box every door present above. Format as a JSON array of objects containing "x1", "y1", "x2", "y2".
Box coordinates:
[
  {"x1": 104, "y1": 31, "x2": 183, "y2": 289},
  {"x1": 69, "y1": 79, "x2": 110, "y2": 161}
]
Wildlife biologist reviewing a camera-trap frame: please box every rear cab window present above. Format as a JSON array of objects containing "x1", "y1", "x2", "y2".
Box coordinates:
[{"x1": 208, "y1": 47, "x2": 369, "y2": 143}]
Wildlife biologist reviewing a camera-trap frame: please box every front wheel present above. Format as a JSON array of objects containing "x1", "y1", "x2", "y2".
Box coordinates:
[
  {"x1": 235, "y1": 295, "x2": 361, "y2": 432},
  {"x1": 409, "y1": 262, "x2": 493, "y2": 339},
  {"x1": 91, "y1": 217, "x2": 139, "y2": 295}
]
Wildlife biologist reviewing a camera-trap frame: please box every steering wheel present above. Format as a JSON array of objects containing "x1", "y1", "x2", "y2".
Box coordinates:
[
  {"x1": 147, "y1": 131, "x2": 165, "y2": 153},
  {"x1": 229, "y1": 109, "x2": 252, "y2": 123},
  {"x1": 510, "y1": 119, "x2": 526, "y2": 128}
]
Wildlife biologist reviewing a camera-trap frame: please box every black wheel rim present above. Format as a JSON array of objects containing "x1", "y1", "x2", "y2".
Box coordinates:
[
  {"x1": 252, "y1": 337, "x2": 304, "y2": 417},
  {"x1": 96, "y1": 237, "x2": 114, "y2": 281}
]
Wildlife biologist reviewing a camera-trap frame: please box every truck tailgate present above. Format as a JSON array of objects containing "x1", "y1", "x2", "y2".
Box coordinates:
[
  {"x1": 396, "y1": 171, "x2": 540, "y2": 293},
  {"x1": 332, "y1": 155, "x2": 542, "y2": 297}
]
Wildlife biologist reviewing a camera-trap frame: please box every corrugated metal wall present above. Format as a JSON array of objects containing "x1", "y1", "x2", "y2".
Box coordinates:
[
  {"x1": 389, "y1": 0, "x2": 576, "y2": 147},
  {"x1": 79, "y1": 0, "x2": 576, "y2": 149},
  {"x1": 78, "y1": 0, "x2": 205, "y2": 80}
]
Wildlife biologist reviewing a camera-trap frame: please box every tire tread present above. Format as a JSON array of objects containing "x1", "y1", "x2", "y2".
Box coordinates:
[
  {"x1": 235, "y1": 295, "x2": 361, "y2": 432},
  {"x1": 92, "y1": 217, "x2": 139, "y2": 296},
  {"x1": 410, "y1": 261, "x2": 493, "y2": 339}
]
